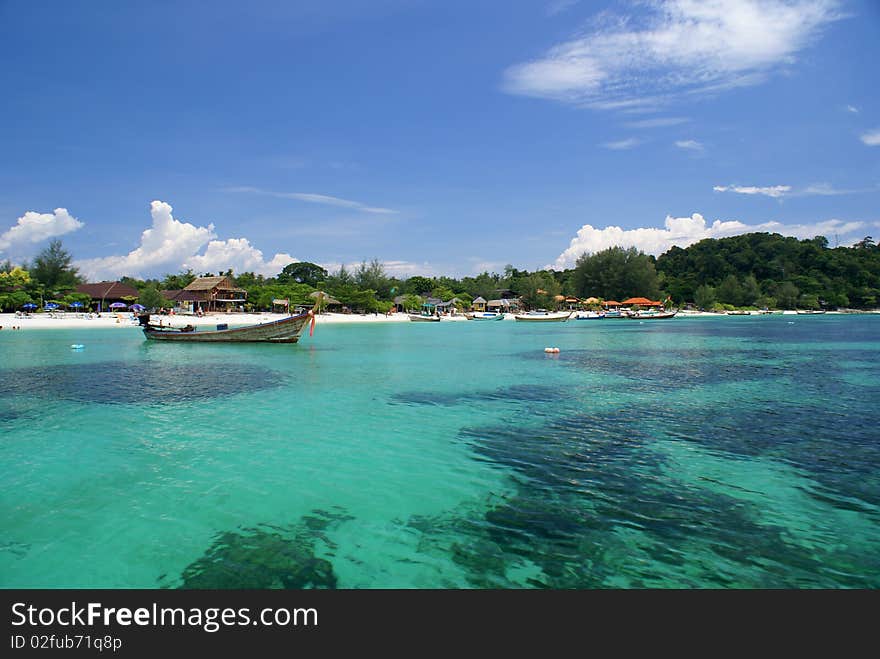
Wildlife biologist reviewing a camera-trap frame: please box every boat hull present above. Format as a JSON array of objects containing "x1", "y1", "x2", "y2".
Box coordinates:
[
  {"x1": 408, "y1": 314, "x2": 441, "y2": 322},
  {"x1": 142, "y1": 313, "x2": 312, "y2": 343},
  {"x1": 514, "y1": 312, "x2": 570, "y2": 322},
  {"x1": 471, "y1": 312, "x2": 504, "y2": 321},
  {"x1": 626, "y1": 312, "x2": 677, "y2": 320}
]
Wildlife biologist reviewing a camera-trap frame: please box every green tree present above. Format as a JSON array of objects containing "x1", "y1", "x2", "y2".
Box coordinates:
[
  {"x1": 518, "y1": 271, "x2": 561, "y2": 310},
  {"x1": 403, "y1": 276, "x2": 434, "y2": 296},
  {"x1": 30, "y1": 239, "x2": 81, "y2": 292},
  {"x1": 774, "y1": 281, "x2": 800, "y2": 309},
  {"x1": 571, "y1": 246, "x2": 659, "y2": 301},
  {"x1": 430, "y1": 285, "x2": 455, "y2": 301},
  {"x1": 741, "y1": 274, "x2": 760, "y2": 307},
  {"x1": 0, "y1": 266, "x2": 31, "y2": 290},
  {"x1": 694, "y1": 284, "x2": 716, "y2": 310},
  {"x1": 354, "y1": 259, "x2": 393, "y2": 299},
  {"x1": 138, "y1": 285, "x2": 173, "y2": 310},
  {"x1": 160, "y1": 270, "x2": 197, "y2": 290},
  {"x1": 716, "y1": 275, "x2": 744, "y2": 306},
  {"x1": 402, "y1": 294, "x2": 423, "y2": 311},
  {"x1": 0, "y1": 290, "x2": 33, "y2": 312},
  {"x1": 277, "y1": 261, "x2": 328, "y2": 287}
]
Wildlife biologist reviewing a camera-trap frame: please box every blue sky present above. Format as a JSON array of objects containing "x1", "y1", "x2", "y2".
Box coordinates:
[{"x1": 1, "y1": 0, "x2": 878, "y2": 280}]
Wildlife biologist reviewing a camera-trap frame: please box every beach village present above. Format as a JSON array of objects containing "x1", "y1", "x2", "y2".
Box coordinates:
[{"x1": 2, "y1": 270, "x2": 689, "y2": 332}]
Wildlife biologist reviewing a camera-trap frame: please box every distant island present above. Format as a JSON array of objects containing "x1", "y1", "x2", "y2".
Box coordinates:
[{"x1": 2, "y1": 232, "x2": 878, "y2": 314}]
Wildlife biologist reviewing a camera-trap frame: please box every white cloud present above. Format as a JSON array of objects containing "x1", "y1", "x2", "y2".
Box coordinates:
[
  {"x1": 76, "y1": 201, "x2": 297, "y2": 280},
  {"x1": 503, "y1": 0, "x2": 841, "y2": 109},
  {"x1": 184, "y1": 239, "x2": 297, "y2": 277},
  {"x1": 714, "y1": 184, "x2": 791, "y2": 198},
  {"x1": 860, "y1": 129, "x2": 880, "y2": 146},
  {"x1": 675, "y1": 139, "x2": 704, "y2": 151},
  {"x1": 799, "y1": 182, "x2": 875, "y2": 196},
  {"x1": 626, "y1": 116, "x2": 690, "y2": 129},
  {"x1": 602, "y1": 137, "x2": 641, "y2": 150},
  {"x1": 227, "y1": 186, "x2": 397, "y2": 214},
  {"x1": 0, "y1": 208, "x2": 84, "y2": 252},
  {"x1": 382, "y1": 261, "x2": 436, "y2": 278},
  {"x1": 846, "y1": 105, "x2": 859, "y2": 113},
  {"x1": 549, "y1": 213, "x2": 865, "y2": 269}
]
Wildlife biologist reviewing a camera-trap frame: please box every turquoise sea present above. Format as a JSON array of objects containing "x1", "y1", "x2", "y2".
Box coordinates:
[{"x1": 1, "y1": 315, "x2": 879, "y2": 588}]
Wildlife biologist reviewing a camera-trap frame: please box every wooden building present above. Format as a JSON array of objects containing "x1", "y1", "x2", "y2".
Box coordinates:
[
  {"x1": 180, "y1": 276, "x2": 248, "y2": 312},
  {"x1": 76, "y1": 281, "x2": 140, "y2": 311}
]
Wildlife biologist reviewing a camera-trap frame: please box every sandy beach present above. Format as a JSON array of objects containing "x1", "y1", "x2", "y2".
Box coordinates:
[
  {"x1": 0, "y1": 310, "x2": 423, "y2": 331},
  {"x1": 1, "y1": 308, "x2": 873, "y2": 332}
]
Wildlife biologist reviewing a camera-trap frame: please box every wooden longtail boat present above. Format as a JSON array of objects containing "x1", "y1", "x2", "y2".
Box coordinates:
[
  {"x1": 138, "y1": 312, "x2": 314, "y2": 343},
  {"x1": 625, "y1": 311, "x2": 677, "y2": 320},
  {"x1": 513, "y1": 310, "x2": 571, "y2": 322}
]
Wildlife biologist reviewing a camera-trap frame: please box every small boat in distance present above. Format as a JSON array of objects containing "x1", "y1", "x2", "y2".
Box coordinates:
[
  {"x1": 626, "y1": 311, "x2": 677, "y2": 320},
  {"x1": 408, "y1": 313, "x2": 441, "y2": 322},
  {"x1": 470, "y1": 312, "x2": 505, "y2": 321},
  {"x1": 138, "y1": 312, "x2": 314, "y2": 343},
  {"x1": 513, "y1": 310, "x2": 571, "y2": 322},
  {"x1": 574, "y1": 311, "x2": 605, "y2": 320},
  {"x1": 795, "y1": 309, "x2": 827, "y2": 315}
]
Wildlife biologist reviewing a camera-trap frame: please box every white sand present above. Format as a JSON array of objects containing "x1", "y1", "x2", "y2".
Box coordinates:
[
  {"x1": 1, "y1": 308, "x2": 870, "y2": 332},
  {"x1": 0, "y1": 310, "x2": 416, "y2": 331}
]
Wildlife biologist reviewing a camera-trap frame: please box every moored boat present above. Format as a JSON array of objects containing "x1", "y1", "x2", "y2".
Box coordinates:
[
  {"x1": 470, "y1": 311, "x2": 504, "y2": 321},
  {"x1": 513, "y1": 310, "x2": 571, "y2": 322},
  {"x1": 626, "y1": 311, "x2": 677, "y2": 320},
  {"x1": 574, "y1": 311, "x2": 605, "y2": 320},
  {"x1": 139, "y1": 312, "x2": 314, "y2": 343},
  {"x1": 408, "y1": 313, "x2": 441, "y2": 322}
]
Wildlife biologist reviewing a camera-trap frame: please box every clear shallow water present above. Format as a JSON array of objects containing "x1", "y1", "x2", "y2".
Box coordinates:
[{"x1": 1, "y1": 315, "x2": 878, "y2": 588}]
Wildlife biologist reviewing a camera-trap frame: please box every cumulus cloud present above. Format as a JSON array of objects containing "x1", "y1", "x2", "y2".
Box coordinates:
[
  {"x1": 675, "y1": 139, "x2": 704, "y2": 151},
  {"x1": 549, "y1": 213, "x2": 866, "y2": 269},
  {"x1": 184, "y1": 239, "x2": 297, "y2": 276},
  {"x1": 0, "y1": 208, "x2": 84, "y2": 252},
  {"x1": 714, "y1": 184, "x2": 791, "y2": 198},
  {"x1": 860, "y1": 129, "x2": 880, "y2": 146},
  {"x1": 846, "y1": 105, "x2": 859, "y2": 113},
  {"x1": 76, "y1": 201, "x2": 297, "y2": 280},
  {"x1": 503, "y1": 0, "x2": 841, "y2": 109},
  {"x1": 227, "y1": 186, "x2": 397, "y2": 214}
]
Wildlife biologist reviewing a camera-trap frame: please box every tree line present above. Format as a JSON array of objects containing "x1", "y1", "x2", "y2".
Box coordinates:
[{"x1": 2, "y1": 233, "x2": 880, "y2": 313}]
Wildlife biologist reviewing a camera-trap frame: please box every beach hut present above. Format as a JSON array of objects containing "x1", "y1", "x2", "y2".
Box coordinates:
[
  {"x1": 472, "y1": 296, "x2": 487, "y2": 312},
  {"x1": 76, "y1": 281, "x2": 140, "y2": 312},
  {"x1": 621, "y1": 297, "x2": 662, "y2": 309},
  {"x1": 182, "y1": 276, "x2": 248, "y2": 312},
  {"x1": 308, "y1": 291, "x2": 342, "y2": 313}
]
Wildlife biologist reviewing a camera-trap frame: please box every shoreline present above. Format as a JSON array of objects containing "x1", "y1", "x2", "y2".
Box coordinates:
[{"x1": 1, "y1": 309, "x2": 877, "y2": 331}]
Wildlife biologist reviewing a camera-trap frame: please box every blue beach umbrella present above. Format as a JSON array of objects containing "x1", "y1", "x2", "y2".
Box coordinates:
[
  {"x1": 131, "y1": 304, "x2": 145, "y2": 311},
  {"x1": 22, "y1": 303, "x2": 37, "y2": 310},
  {"x1": 69, "y1": 301, "x2": 84, "y2": 308},
  {"x1": 109, "y1": 302, "x2": 127, "y2": 309},
  {"x1": 44, "y1": 303, "x2": 59, "y2": 310}
]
